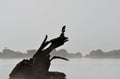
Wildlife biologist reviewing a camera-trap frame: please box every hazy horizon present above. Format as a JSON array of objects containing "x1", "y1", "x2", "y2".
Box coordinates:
[{"x1": 0, "y1": 0, "x2": 120, "y2": 54}]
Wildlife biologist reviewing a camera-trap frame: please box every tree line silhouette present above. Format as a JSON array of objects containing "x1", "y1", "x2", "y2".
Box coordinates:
[
  {"x1": 0, "y1": 48, "x2": 82, "y2": 59},
  {"x1": 1, "y1": 48, "x2": 120, "y2": 59}
]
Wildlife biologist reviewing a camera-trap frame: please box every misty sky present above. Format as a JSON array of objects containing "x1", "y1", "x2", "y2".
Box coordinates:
[{"x1": 0, "y1": 0, "x2": 120, "y2": 54}]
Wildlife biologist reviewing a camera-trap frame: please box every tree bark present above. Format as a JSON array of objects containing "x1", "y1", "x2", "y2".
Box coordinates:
[{"x1": 9, "y1": 26, "x2": 69, "y2": 79}]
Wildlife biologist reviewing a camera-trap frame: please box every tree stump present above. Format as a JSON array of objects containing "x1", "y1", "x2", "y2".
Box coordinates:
[{"x1": 9, "y1": 26, "x2": 69, "y2": 79}]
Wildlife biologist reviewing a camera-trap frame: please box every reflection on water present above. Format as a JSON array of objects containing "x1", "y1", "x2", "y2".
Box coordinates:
[{"x1": 0, "y1": 58, "x2": 120, "y2": 79}]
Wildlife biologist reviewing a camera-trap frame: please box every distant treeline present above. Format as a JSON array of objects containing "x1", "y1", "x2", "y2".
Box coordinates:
[
  {"x1": 85, "y1": 49, "x2": 120, "y2": 59},
  {"x1": 1, "y1": 48, "x2": 120, "y2": 59},
  {"x1": 0, "y1": 48, "x2": 82, "y2": 59}
]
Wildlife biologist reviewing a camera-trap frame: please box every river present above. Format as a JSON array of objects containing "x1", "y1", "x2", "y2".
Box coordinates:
[{"x1": 0, "y1": 58, "x2": 120, "y2": 79}]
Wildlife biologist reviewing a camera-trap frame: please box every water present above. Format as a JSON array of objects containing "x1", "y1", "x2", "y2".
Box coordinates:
[{"x1": 0, "y1": 58, "x2": 120, "y2": 79}]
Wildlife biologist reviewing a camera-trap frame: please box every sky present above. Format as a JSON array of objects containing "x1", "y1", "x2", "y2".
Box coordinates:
[{"x1": 0, "y1": 0, "x2": 120, "y2": 54}]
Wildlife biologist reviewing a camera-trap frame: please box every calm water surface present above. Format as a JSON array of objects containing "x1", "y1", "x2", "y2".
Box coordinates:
[{"x1": 0, "y1": 59, "x2": 120, "y2": 79}]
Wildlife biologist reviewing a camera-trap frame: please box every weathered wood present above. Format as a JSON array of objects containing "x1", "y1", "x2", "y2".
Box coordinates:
[{"x1": 9, "y1": 26, "x2": 69, "y2": 79}]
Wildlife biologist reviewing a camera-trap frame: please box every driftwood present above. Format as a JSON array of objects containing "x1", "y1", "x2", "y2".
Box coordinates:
[{"x1": 9, "y1": 26, "x2": 69, "y2": 79}]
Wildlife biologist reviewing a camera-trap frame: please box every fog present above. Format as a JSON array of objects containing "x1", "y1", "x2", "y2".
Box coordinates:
[{"x1": 0, "y1": 0, "x2": 120, "y2": 54}]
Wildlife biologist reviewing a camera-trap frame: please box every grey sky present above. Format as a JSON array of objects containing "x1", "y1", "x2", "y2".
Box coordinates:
[{"x1": 0, "y1": 0, "x2": 120, "y2": 54}]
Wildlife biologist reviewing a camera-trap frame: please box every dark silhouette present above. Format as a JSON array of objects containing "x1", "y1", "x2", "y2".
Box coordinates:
[{"x1": 9, "y1": 26, "x2": 69, "y2": 79}]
